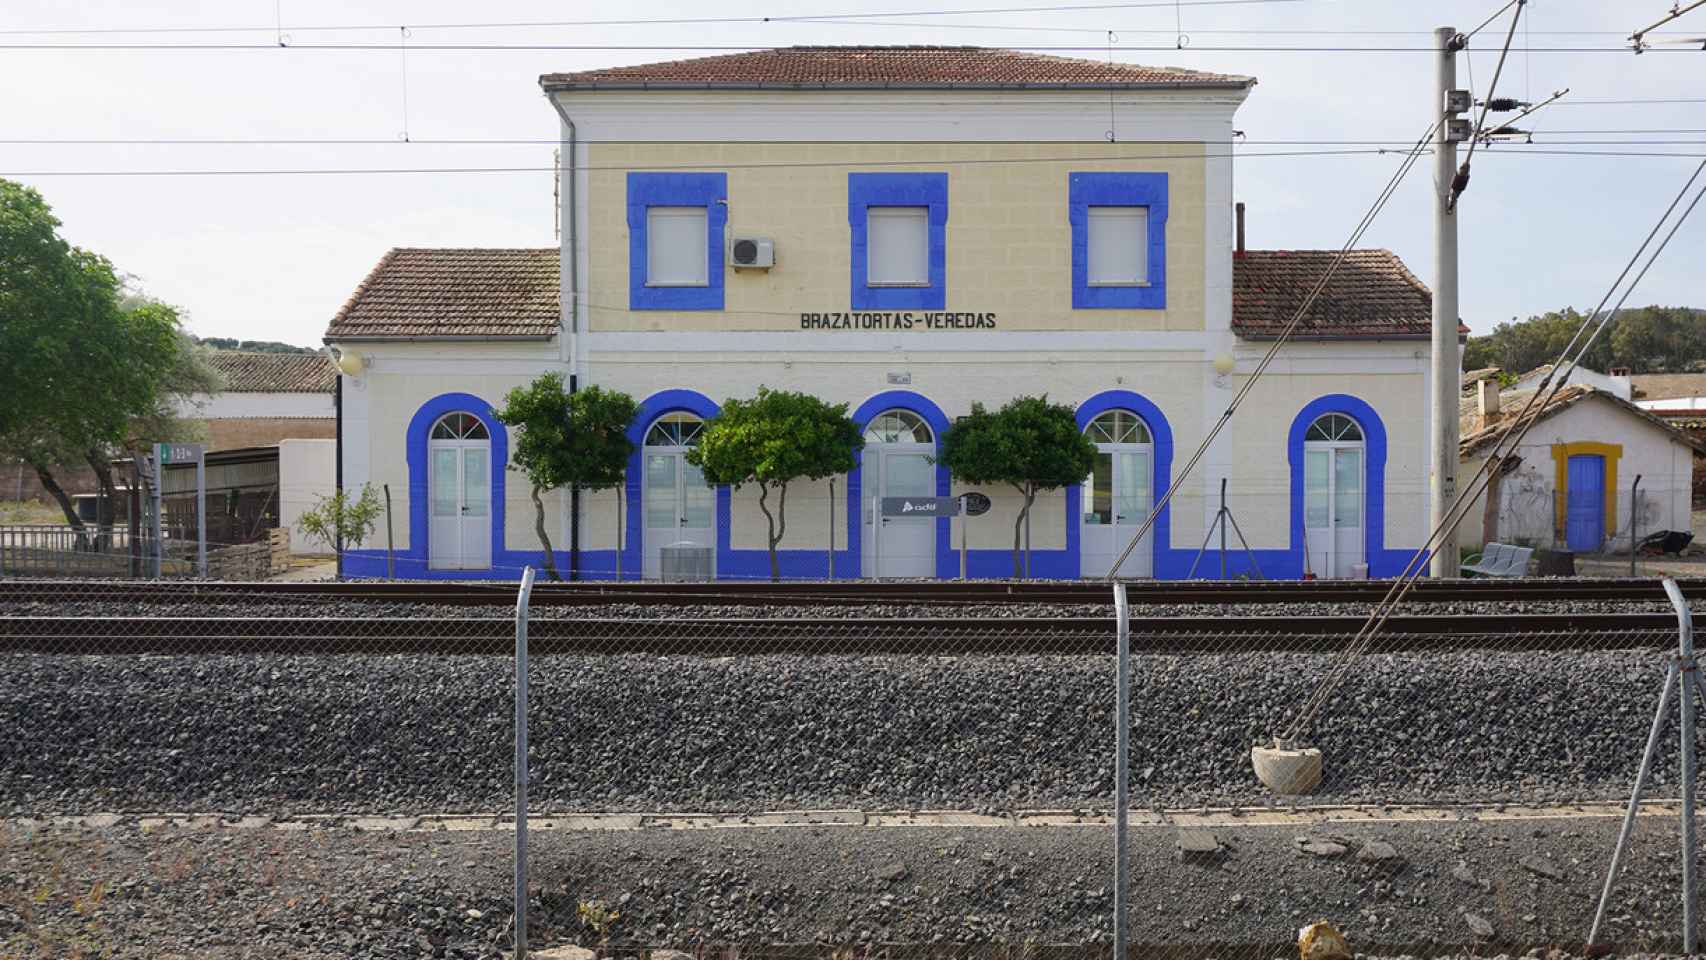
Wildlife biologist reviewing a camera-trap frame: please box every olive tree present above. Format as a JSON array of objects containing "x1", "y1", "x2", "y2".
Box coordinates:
[
  {"x1": 688, "y1": 387, "x2": 863, "y2": 581},
  {"x1": 939, "y1": 395, "x2": 1097, "y2": 578},
  {"x1": 494, "y1": 374, "x2": 637, "y2": 581}
]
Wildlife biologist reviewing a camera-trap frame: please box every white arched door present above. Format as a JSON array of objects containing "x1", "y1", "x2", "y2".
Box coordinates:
[
  {"x1": 861, "y1": 410, "x2": 936, "y2": 578},
  {"x1": 1303, "y1": 413, "x2": 1365, "y2": 578},
  {"x1": 428, "y1": 412, "x2": 492, "y2": 570},
  {"x1": 642, "y1": 413, "x2": 716, "y2": 580},
  {"x1": 1080, "y1": 410, "x2": 1154, "y2": 578}
]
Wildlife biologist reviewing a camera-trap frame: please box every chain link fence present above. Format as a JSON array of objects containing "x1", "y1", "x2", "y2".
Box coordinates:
[{"x1": 1, "y1": 571, "x2": 1703, "y2": 958}]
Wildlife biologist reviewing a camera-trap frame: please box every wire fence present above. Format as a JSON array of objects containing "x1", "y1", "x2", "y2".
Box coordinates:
[{"x1": 1, "y1": 574, "x2": 1704, "y2": 958}]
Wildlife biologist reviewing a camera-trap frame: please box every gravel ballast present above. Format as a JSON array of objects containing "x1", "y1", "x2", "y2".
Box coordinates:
[
  {"x1": 0, "y1": 647, "x2": 1692, "y2": 815},
  {"x1": 5, "y1": 814, "x2": 1702, "y2": 959}
]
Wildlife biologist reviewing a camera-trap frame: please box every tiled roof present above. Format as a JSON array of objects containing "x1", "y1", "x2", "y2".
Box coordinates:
[
  {"x1": 205, "y1": 352, "x2": 335, "y2": 394},
  {"x1": 1231, "y1": 249, "x2": 1456, "y2": 341},
  {"x1": 1632, "y1": 372, "x2": 1706, "y2": 402},
  {"x1": 541, "y1": 46, "x2": 1252, "y2": 90},
  {"x1": 1458, "y1": 384, "x2": 1706, "y2": 459},
  {"x1": 325, "y1": 248, "x2": 560, "y2": 341}
]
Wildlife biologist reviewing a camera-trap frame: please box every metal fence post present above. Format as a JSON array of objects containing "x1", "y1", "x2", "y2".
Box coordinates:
[
  {"x1": 514, "y1": 566, "x2": 537, "y2": 959},
  {"x1": 1630, "y1": 474, "x2": 1643, "y2": 577},
  {"x1": 1112, "y1": 581, "x2": 1129, "y2": 960},
  {"x1": 828, "y1": 477, "x2": 836, "y2": 581},
  {"x1": 384, "y1": 483, "x2": 395, "y2": 580},
  {"x1": 1665, "y1": 576, "x2": 1697, "y2": 954}
]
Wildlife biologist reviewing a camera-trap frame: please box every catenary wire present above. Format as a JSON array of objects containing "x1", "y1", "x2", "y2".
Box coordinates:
[{"x1": 1451, "y1": 0, "x2": 1527, "y2": 211}]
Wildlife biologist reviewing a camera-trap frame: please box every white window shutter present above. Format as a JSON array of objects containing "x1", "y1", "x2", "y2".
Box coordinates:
[
  {"x1": 646, "y1": 206, "x2": 708, "y2": 286},
  {"x1": 867, "y1": 207, "x2": 929, "y2": 285},
  {"x1": 1086, "y1": 206, "x2": 1148, "y2": 285}
]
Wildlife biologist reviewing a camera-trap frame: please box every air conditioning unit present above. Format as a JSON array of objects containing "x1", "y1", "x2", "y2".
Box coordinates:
[{"x1": 730, "y1": 236, "x2": 774, "y2": 269}]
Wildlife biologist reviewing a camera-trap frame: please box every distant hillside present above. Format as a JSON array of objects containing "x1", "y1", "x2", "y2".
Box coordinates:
[
  {"x1": 1464, "y1": 305, "x2": 1706, "y2": 375},
  {"x1": 195, "y1": 336, "x2": 320, "y2": 356}
]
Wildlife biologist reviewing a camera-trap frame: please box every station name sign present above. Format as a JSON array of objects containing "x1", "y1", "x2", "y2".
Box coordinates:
[{"x1": 800, "y1": 312, "x2": 997, "y2": 330}]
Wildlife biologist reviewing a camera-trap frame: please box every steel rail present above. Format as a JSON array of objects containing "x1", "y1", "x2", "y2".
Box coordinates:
[
  {"x1": 1, "y1": 577, "x2": 1701, "y2": 607},
  {"x1": 0, "y1": 612, "x2": 1679, "y2": 655}
]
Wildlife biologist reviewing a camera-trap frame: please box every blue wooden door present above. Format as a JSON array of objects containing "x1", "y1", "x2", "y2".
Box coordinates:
[{"x1": 1565, "y1": 454, "x2": 1605, "y2": 552}]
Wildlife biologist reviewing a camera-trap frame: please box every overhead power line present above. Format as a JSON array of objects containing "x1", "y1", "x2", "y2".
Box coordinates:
[
  {"x1": 0, "y1": 0, "x2": 1305, "y2": 37},
  {"x1": 0, "y1": 41, "x2": 1699, "y2": 53},
  {"x1": 1, "y1": 133, "x2": 1703, "y2": 147},
  {"x1": 7, "y1": 147, "x2": 1704, "y2": 179}
]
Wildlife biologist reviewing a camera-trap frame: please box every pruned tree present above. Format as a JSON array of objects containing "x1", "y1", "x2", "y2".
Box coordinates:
[
  {"x1": 494, "y1": 375, "x2": 638, "y2": 581},
  {"x1": 940, "y1": 395, "x2": 1097, "y2": 578},
  {"x1": 688, "y1": 387, "x2": 863, "y2": 581}
]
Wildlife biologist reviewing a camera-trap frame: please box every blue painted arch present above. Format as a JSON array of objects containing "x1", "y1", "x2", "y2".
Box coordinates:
[
  {"x1": 1073, "y1": 390, "x2": 1176, "y2": 578},
  {"x1": 847, "y1": 390, "x2": 954, "y2": 578},
  {"x1": 347, "y1": 390, "x2": 589, "y2": 580},
  {"x1": 617, "y1": 389, "x2": 723, "y2": 581},
  {"x1": 1286, "y1": 394, "x2": 1402, "y2": 577}
]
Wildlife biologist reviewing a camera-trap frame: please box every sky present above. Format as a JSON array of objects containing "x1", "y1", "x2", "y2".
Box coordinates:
[{"x1": 4, "y1": 0, "x2": 1704, "y2": 349}]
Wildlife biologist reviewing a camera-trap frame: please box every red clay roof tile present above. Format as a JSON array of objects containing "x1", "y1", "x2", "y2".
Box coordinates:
[{"x1": 541, "y1": 46, "x2": 1251, "y2": 90}]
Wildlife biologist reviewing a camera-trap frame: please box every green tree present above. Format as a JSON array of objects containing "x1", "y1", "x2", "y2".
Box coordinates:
[
  {"x1": 940, "y1": 395, "x2": 1097, "y2": 578},
  {"x1": 494, "y1": 375, "x2": 638, "y2": 581},
  {"x1": 687, "y1": 387, "x2": 863, "y2": 581},
  {"x1": 0, "y1": 179, "x2": 217, "y2": 533},
  {"x1": 295, "y1": 483, "x2": 382, "y2": 554},
  {"x1": 1464, "y1": 305, "x2": 1706, "y2": 375}
]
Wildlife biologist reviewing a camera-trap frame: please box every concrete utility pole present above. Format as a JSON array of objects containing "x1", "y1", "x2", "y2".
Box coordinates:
[{"x1": 1429, "y1": 26, "x2": 1464, "y2": 578}]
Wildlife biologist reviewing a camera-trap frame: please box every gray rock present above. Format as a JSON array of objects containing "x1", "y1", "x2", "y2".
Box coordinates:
[
  {"x1": 1176, "y1": 830, "x2": 1219, "y2": 861},
  {"x1": 1450, "y1": 863, "x2": 1478, "y2": 885},
  {"x1": 1300, "y1": 840, "x2": 1349, "y2": 859},
  {"x1": 1521, "y1": 855, "x2": 1566, "y2": 881},
  {"x1": 876, "y1": 862, "x2": 909, "y2": 883},
  {"x1": 1357, "y1": 841, "x2": 1401, "y2": 864},
  {"x1": 1464, "y1": 912, "x2": 1495, "y2": 938}
]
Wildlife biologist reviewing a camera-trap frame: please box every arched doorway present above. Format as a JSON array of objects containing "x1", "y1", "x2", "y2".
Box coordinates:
[
  {"x1": 1079, "y1": 409, "x2": 1154, "y2": 578},
  {"x1": 428, "y1": 412, "x2": 492, "y2": 570},
  {"x1": 642, "y1": 412, "x2": 715, "y2": 580},
  {"x1": 1303, "y1": 413, "x2": 1365, "y2": 578},
  {"x1": 861, "y1": 409, "x2": 936, "y2": 578}
]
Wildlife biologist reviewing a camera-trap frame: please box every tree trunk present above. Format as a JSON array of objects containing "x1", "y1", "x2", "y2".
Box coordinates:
[
  {"x1": 530, "y1": 485, "x2": 561, "y2": 581},
  {"x1": 756, "y1": 482, "x2": 785, "y2": 581},
  {"x1": 29, "y1": 459, "x2": 86, "y2": 539},
  {"x1": 1482, "y1": 454, "x2": 1522, "y2": 547},
  {"x1": 1009, "y1": 483, "x2": 1034, "y2": 578},
  {"x1": 85, "y1": 449, "x2": 117, "y2": 551}
]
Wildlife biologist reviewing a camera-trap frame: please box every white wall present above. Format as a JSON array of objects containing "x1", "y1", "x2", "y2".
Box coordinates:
[
  {"x1": 335, "y1": 339, "x2": 566, "y2": 553},
  {"x1": 279, "y1": 438, "x2": 336, "y2": 556},
  {"x1": 1510, "y1": 367, "x2": 1631, "y2": 401}
]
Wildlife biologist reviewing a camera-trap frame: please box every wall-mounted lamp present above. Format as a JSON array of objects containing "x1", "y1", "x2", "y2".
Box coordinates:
[
  {"x1": 332, "y1": 347, "x2": 367, "y2": 377},
  {"x1": 1212, "y1": 353, "x2": 1236, "y2": 376}
]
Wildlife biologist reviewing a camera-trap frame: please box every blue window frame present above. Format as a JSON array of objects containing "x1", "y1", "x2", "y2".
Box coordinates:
[
  {"x1": 1069, "y1": 172, "x2": 1168, "y2": 309},
  {"x1": 848, "y1": 172, "x2": 948, "y2": 310},
  {"x1": 627, "y1": 172, "x2": 727, "y2": 310}
]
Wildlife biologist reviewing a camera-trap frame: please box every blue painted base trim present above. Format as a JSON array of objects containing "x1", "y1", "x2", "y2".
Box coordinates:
[
  {"x1": 344, "y1": 548, "x2": 570, "y2": 581},
  {"x1": 343, "y1": 545, "x2": 1425, "y2": 582}
]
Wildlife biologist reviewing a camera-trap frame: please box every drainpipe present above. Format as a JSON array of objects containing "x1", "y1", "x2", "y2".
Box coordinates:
[
  {"x1": 546, "y1": 92, "x2": 582, "y2": 579},
  {"x1": 334, "y1": 374, "x2": 344, "y2": 578}
]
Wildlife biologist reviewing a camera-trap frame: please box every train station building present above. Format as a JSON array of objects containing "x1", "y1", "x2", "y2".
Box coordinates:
[{"x1": 324, "y1": 46, "x2": 1448, "y2": 581}]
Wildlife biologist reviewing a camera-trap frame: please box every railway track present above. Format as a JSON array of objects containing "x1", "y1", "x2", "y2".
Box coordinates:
[
  {"x1": 1, "y1": 576, "x2": 1701, "y2": 607},
  {"x1": 0, "y1": 612, "x2": 1680, "y2": 654}
]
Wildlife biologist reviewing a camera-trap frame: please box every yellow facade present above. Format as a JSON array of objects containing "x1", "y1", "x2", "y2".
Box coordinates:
[{"x1": 584, "y1": 141, "x2": 1208, "y2": 332}]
